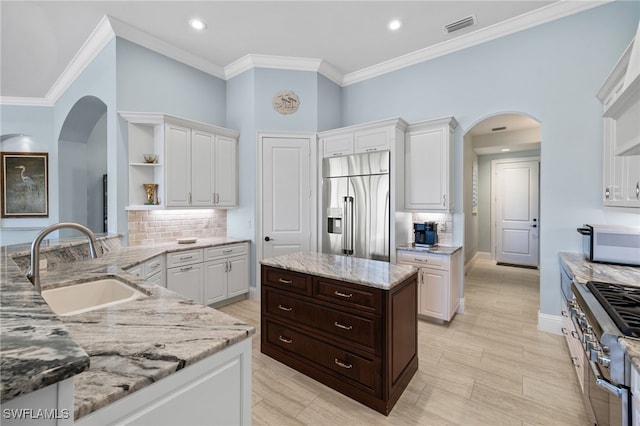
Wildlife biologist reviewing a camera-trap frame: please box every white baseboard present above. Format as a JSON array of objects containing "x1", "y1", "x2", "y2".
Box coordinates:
[
  {"x1": 538, "y1": 311, "x2": 562, "y2": 335},
  {"x1": 457, "y1": 297, "x2": 465, "y2": 314},
  {"x1": 464, "y1": 251, "x2": 491, "y2": 274}
]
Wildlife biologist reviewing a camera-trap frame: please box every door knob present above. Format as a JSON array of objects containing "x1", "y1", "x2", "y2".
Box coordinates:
[{"x1": 264, "y1": 236, "x2": 272, "y2": 241}]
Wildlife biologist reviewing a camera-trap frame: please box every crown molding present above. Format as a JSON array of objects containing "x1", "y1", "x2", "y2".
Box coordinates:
[
  {"x1": 1, "y1": 0, "x2": 611, "y2": 107},
  {"x1": 108, "y1": 16, "x2": 226, "y2": 80},
  {"x1": 47, "y1": 15, "x2": 116, "y2": 103},
  {"x1": 342, "y1": 0, "x2": 612, "y2": 86},
  {"x1": 224, "y1": 54, "x2": 344, "y2": 86}
]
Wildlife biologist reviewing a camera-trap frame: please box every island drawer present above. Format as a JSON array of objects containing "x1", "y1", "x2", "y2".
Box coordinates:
[
  {"x1": 313, "y1": 277, "x2": 382, "y2": 313},
  {"x1": 262, "y1": 266, "x2": 311, "y2": 295},
  {"x1": 265, "y1": 320, "x2": 379, "y2": 393},
  {"x1": 264, "y1": 289, "x2": 380, "y2": 351}
]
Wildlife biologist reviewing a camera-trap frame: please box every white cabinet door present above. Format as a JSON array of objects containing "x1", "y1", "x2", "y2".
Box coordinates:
[
  {"x1": 354, "y1": 127, "x2": 390, "y2": 153},
  {"x1": 214, "y1": 135, "x2": 238, "y2": 207},
  {"x1": 603, "y1": 116, "x2": 626, "y2": 205},
  {"x1": 191, "y1": 130, "x2": 216, "y2": 207},
  {"x1": 323, "y1": 133, "x2": 354, "y2": 158},
  {"x1": 227, "y1": 256, "x2": 249, "y2": 298},
  {"x1": 167, "y1": 263, "x2": 203, "y2": 303},
  {"x1": 165, "y1": 124, "x2": 192, "y2": 207},
  {"x1": 204, "y1": 259, "x2": 227, "y2": 305},
  {"x1": 419, "y1": 268, "x2": 448, "y2": 319},
  {"x1": 405, "y1": 122, "x2": 454, "y2": 211},
  {"x1": 624, "y1": 154, "x2": 640, "y2": 206}
]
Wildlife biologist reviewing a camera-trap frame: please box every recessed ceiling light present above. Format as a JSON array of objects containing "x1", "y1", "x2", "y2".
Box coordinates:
[
  {"x1": 501, "y1": 148, "x2": 511, "y2": 152},
  {"x1": 189, "y1": 18, "x2": 207, "y2": 31},
  {"x1": 388, "y1": 19, "x2": 402, "y2": 31}
]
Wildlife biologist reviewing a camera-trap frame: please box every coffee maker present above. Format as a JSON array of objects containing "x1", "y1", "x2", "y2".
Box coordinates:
[{"x1": 413, "y1": 222, "x2": 438, "y2": 247}]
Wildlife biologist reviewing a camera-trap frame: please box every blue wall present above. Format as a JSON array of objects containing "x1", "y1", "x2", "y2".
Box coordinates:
[{"x1": 341, "y1": 1, "x2": 640, "y2": 316}]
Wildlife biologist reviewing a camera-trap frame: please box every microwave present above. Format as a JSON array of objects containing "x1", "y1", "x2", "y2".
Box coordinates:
[{"x1": 577, "y1": 224, "x2": 640, "y2": 266}]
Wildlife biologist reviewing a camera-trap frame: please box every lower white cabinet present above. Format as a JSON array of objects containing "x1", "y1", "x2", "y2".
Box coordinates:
[
  {"x1": 632, "y1": 365, "x2": 640, "y2": 426},
  {"x1": 204, "y1": 243, "x2": 249, "y2": 306},
  {"x1": 126, "y1": 255, "x2": 166, "y2": 287},
  {"x1": 166, "y1": 244, "x2": 249, "y2": 306},
  {"x1": 397, "y1": 249, "x2": 461, "y2": 321}
]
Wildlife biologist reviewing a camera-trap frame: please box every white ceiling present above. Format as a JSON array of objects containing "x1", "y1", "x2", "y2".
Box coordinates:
[{"x1": 0, "y1": 1, "x2": 608, "y2": 100}]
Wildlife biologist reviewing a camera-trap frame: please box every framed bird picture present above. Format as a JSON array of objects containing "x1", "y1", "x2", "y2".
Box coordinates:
[{"x1": 1, "y1": 152, "x2": 49, "y2": 218}]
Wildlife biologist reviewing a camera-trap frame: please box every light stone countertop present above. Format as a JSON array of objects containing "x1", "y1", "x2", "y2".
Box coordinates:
[
  {"x1": 1, "y1": 236, "x2": 255, "y2": 421},
  {"x1": 396, "y1": 243, "x2": 462, "y2": 256},
  {"x1": 558, "y1": 252, "x2": 640, "y2": 375},
  {"x1": 260, "y1": 251, "x2": 418, "y2": 290}
]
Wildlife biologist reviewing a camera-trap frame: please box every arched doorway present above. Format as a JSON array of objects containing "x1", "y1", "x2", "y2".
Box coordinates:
[{"x1": 58, "y1": 96, "x2": 108, "y2": 235}]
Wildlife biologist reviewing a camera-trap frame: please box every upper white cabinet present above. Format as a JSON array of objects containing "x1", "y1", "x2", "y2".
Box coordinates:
[
  {"x1": 597, "y1": 20, "x2": 640, "y2": 207},
  {"x1": 318, "y1": 118, "x2": 407, "y2": 158},
  {"x1": 404, "y1": 117, "x2": 457, "y2": 211},
  {"x1": 121, "y1": 112, "x2": 239, "y2": 210}
]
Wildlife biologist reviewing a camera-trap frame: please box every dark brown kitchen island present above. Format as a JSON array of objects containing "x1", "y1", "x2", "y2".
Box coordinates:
[{"x1": 260, "y1": 251, "x2": 419, "y2": 415}]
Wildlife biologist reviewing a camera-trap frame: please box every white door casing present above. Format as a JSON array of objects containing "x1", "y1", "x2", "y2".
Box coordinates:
[
  {"x1": 257, "y1": 134, "x2": 316, "y2": 298},
  {"x1": 492, "y1": 158, "x2": 540, "y2": 266}
]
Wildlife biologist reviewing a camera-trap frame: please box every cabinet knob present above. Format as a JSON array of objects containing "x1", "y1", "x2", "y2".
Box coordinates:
[
  {"x1": 264, "y1": 236, "x2": 272, "y2": 241},
  {"x1": 605, "y1": 187, "x2": 611, "y2": 199}
]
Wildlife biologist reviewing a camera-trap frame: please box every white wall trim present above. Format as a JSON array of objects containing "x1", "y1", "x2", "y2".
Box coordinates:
[
  {"x1": 1, "y1": 2, "x2": 609, "y2": 106},
  {"x1": 457, "y1": 297, "x2": 465, "y2": 314},
  {"x1": 538, "y1": 311, "x2": 563, "y2": 335}
]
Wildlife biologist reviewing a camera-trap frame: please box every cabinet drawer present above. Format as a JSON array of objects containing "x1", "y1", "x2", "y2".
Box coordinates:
[
  {"x1": 144, "y1": 256, "x2": 165, "y2": 279},
  {"x1": 265, "y1": 290, "x2": 380, "y2": 351},
  {"x1": 265, "y1": 320, "x2": 379, "y2": 393},
  {"x1": 166, "y1": 249, "x2": 203, "y2": 268},
  {"x1": 314, "y1": 277, "x2": 382, "y2": 313},
  {"x1": 397, "y1": 251, "x2": 448, "y2": 270},
  {"x1": 262, "y1": 266, "x2": 312, "y2": 295},
  {"x1": 204, "y1": 243, "x2": 248, "y2": 261}
]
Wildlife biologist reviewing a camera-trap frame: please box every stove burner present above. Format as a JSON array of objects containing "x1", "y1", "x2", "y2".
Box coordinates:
[{"x1": 587, "y1": 281, "x2": 640, "y2": 338}]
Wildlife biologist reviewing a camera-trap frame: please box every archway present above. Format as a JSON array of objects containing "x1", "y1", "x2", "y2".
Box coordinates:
[
  {"x1": 461, "y1": 112, "x2": 541, "y2": 308},
  {"x1": 58, "y1": 96, "x2": 108, "y2": 235}
]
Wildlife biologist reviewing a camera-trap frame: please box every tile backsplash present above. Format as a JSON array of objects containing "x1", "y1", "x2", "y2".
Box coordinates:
[
  {"x1": 412, "y1": 212, "x2": 453, "y2": 246},
  {"x1": 128, "y1": 210, "x2": 226, "y2": 246}
]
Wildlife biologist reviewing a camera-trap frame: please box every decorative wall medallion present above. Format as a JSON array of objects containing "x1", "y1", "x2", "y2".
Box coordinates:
[{"x1": 272, "y1": 91, "x2": 300, "y2": 115}]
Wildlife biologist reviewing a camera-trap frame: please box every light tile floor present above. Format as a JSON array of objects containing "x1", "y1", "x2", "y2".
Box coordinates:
[{"x1": 219, "y1": 258, "x2": 590, "y2": 425}]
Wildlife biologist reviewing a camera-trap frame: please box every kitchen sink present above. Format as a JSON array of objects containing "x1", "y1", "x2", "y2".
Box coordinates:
[{"x1": 41, "y1": 278, "x2": 147, "y2": 316}]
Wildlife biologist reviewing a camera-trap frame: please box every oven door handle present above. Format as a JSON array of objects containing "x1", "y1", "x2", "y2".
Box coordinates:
[{"x1": 588, "y1": 360, "x2": 623, "y2": 397}]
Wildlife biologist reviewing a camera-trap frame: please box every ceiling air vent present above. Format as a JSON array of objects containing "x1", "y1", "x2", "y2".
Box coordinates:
[{"x1": 444, "y1": 15, "x2": 476, "y2": 34}]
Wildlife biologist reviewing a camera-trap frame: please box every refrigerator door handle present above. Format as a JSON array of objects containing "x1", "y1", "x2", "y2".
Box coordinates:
[
  {"x1": 342, "y1": 196, "x2": 349, "y2": 254},
  {"x1": 346, "y1": 196, "x2": 354, "y2": 255}
]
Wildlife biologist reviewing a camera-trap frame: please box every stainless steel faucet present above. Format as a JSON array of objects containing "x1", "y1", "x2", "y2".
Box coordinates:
[{"x1": 27, "y1": 222, "x2": 100, "y2": 293}]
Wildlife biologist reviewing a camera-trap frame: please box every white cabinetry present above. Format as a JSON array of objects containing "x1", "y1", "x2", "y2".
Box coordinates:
[
  {"x1": 166, "y1": 249, "x2": 205, "y2": 303},
  {"x1": 204, "y1": 243, "x2": 249, "y2": 306},
  {"x1": 319, "y1": 117, "x2": 407, "y2": 158},
  {"x1": 397, "y1": 249, "x2": 461, "y2": 321},
  {"x1": 121, "y1": 112, "x2": 239, "y2": 210},
  {"x1": 166, "y1": 244, "x2": 249, "y2": 306},
  {"x1": 597, "y1": 21, "x2": 640, "y2": 208},
  {"x1": 404, "y1": 117, "x2": 457, "y2": 211},
  {"x1": 632, "y1": 365, "x2": 640, "y2": 426},
  {"x1": 126, "y1": 255, "x2": 166, "y2": 288}
]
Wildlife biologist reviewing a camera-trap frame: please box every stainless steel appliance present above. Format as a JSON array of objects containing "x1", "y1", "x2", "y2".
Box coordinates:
[
  {"x1": 577, "y1": 225, "x2": 640, "y2": 266},
  {"x1": 414, "y1": 222, "x2": 438, "y2": 247},
  {"x1": 562, "y1": 261, "x2": 635, "y2": 425},
  {"x1": 322, "y1": 151, "x2": 390, "y2": 261}
]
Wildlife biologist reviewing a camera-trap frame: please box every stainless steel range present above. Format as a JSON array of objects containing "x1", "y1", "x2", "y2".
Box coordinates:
[{"x1": 568, "y1": 276, "x2": 636, "y2": 425}]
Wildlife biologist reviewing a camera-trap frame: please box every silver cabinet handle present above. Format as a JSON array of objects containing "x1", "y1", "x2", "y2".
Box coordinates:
[
  {"x1": 278, "y1": 335, "x2": 293, "y2": 344},
  {"x1": 365, "y1": 148, "x2": 376, "y2": 152},
  {"x1": 334, "y1": 321, "x2": 353, "y2": 330},
  {"x1": 278, "y1": 278, "x2": 293, "y2": 284},
  {"x1": 333, "y1": 290, "x2": 353, "y2": 298},
  {"x1": 443, "y1": 194, "x2": 446, "y2": 207},
  {"x1": 228, "y1": 260, "x2": 232, "y2": 272},
  {"x1": 223, "y1": 249, "x2": 233, "y2": 254},
  {"x1": 278, "y1": 304, "x2": 293, "y2": 312},
  {"x1": 180, "y1": 266, "x2": 193, "y2": 272},
  {"x1": 189, "y1": 192, "x2": 192, "y2": 204},
  {"x1": 636, "y1": 182, "x2": 639, "y2": 200},
  {"x1": 605, "y1": 186, "x2": 611, "y2": 199},
  {"x1": 332, "y1": 152, "x2": 343, "y2": 156},
  {"x1": 334, "y1": 358, "x2": 353, "y2": 369},
  {"x1": 414, "y1": 258, "x2": 428, "y2": 262},
  {"x1": 148, "y1": 262, "x2": 160, "y2": 270},
  {"x1": 224, "y1": 261, "x2": 228, "y2": 272},
  {"x1": 179, "y1": 255, "x2": 193, "y2": 260}
]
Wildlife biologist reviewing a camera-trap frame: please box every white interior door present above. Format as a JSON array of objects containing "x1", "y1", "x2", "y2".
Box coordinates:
[
  {"x1": 494, "y1": 158, "x2": 540, "y2": 266},
  {"x1": 261, "y1": 137, "x2": 312, "y2": 260}
]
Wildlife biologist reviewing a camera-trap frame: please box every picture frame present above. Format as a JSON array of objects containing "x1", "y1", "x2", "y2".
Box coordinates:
[{"x1": 1, "y1": 152, "x2": 49, "y2": 218}]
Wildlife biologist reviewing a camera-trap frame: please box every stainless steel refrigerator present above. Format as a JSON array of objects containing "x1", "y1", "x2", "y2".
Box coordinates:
[{"x1": 322, "y1": 151, "x2": 390, "y2": 261}]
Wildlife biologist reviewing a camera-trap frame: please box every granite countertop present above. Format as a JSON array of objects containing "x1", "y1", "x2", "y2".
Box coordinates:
[
  {"x1": 1, "y1": 236, "x2": 255, "y2": 420},
  {"x1": 260, "y1": 251, "x2": 417, "y2": 290},
  {"x1": 397, "y1": 243, "x2": 462, "y2": 256},
  {"x1": 558, "y1": 252, "x2": 640, "y2": 374}
]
